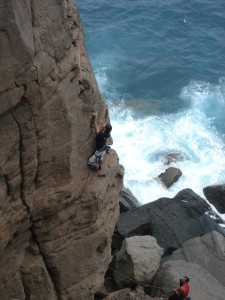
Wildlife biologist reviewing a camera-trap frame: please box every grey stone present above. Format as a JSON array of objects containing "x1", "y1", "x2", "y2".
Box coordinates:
[
  {"x1": 119, "y1": 187, "x2": 140, "y2": 213},
  {"x1": 116, "y1": 189, "x2": 212, "y2": 253},
  {"x1": 203, "y1": 184, "x2": 225, "y2": 213},
  {"x1": 170, "y1": 231, "x2": 225, "y2": 287},
  {"x1": 151, "y1": 260, "x2": 225, "y2": 300},
  {"x1": 114, "y1": 236, "x2": 163, "y2": 288}
]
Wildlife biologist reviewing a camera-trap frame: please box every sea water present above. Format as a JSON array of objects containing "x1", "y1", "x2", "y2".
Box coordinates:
[{"x1": 74, "y1": 0, "x2": 225, "y2": 214}]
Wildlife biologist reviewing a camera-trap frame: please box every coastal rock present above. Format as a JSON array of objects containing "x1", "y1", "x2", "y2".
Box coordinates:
[
  {"x1": 116, "y1": 189, "x2": 212, "y2": 253},
  {"x1": 114, "y1": 236, "x2": 163, "y2": 288},
  {"x1": 0, "y1": 1, "x2": 123, "y2": 299},
  {"x1": 119, "y1": 187, "x2": 140, "y2": 213},
  {"x1": 158, "y1": 167, "x2": 182, "y2": 188},
  {"x1": 170, "y1": 231, "x2": 225, "y2": 287},
  {"x1": 154, "y1": 149, "x2": 187, "y2": 165},
  {"x1": 199, "y1": 213, "x2": 225, "y2": 237},
  {"x1": 151, "y1": 260, "x2": 225, "y2": 300},
  {"x1": 203, "y1": 184, "x2": 225, "y2": 213}
]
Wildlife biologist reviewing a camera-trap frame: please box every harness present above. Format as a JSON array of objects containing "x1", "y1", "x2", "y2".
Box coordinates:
[{"x1": 87, "y1": 145, "x2": 110, "y2": 171}]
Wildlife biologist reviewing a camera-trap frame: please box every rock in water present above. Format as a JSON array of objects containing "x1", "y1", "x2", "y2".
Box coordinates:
[{"x1": 158, "y1": 167, "x2": 182, "y2": 188}]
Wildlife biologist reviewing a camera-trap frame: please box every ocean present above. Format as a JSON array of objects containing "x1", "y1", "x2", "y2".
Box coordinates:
[{"x1": 74, "y1": 0, "x2": 225, "y2": 213}]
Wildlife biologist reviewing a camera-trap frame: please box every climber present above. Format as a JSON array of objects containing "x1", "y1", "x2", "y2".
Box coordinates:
[
  {"x1": 87, "y1": 112, "x2": 112, "y2": 170},
  {"x1": 166, "y1": 276, "x2": 190, "y2": 300}
]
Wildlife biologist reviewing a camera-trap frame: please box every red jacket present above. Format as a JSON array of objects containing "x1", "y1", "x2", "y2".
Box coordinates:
[{"x1": 182, "y1": 283, "x2": 190, "y2": 298}]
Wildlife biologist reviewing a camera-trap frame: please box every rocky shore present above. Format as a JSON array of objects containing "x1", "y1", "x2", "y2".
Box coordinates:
[
  {"x1": 97, "y1": 187, "x2": 225, "y2": 300},
  {"x1": 0, "y1": 1, "x2": 225, "y2": 300}
]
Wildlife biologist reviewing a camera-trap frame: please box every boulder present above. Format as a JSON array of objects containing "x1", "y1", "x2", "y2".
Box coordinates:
[
  {"x1": 119, "y1": 187, "x2": 140, "y2": 213},
  {"x1": 170, "y1": 231, "x2": 225, "y2": 287},
  {"x1": 116, "y1": 189, "x2": 216, "y2": 254},
  {"x1": 114, "y1": 236, "x2": 163, "y2": 288},
  {"x1": 158, "y1": 167, "x2": 182, "y2": 188},
  {"x1": 151, "y1": 260, "x2": 225, "y2": 300},
  {"x1": 203, "y1": 184, "x2": 225, "y2": 213}
]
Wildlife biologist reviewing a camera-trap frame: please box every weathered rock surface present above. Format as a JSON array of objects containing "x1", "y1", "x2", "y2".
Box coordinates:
[
  {"x1": 116, "y1": 189, "x2": 216, "y2": 254},
  {"x1": 203, "y1": 184, "x2": 225, "y2": 213},
  {"x1": 158, "y1": 167, "x2": 182, "y2": 188},
  {"x1": 170, "y1": 231, "x2": 225, "y2": 287},
  {"x1": 114, "y1": 236, "x2": 163, "y2": 288},
  {"x1": 151, "y1": 260, "x2": 225, "y2": 300},
  {"x1": 0, "y1": 1, "x2": 123, "y2": 299}
]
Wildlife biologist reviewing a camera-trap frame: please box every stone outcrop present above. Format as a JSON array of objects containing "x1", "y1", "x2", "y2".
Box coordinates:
[
  {"x1": 0, "y1": 1, "x2": 123, "y2": 299},
  {"x1": 114, "y1": 236, "x2": 163, "y2": 288},
  {"x1": 199, "y1": 213, "x2": 225, "y2": 237},
  {"x1": 115, "y1": 189, "x2": 212, "y2": 254},
  {"x1": 158, "y1": 167, "x2": 182, "y2": 188},
  {"x1": 152, "y1": 260, "x2": 225, "y2": 300},
  {"x1": 203, "y1": 184, "x2": 225, "y2": 213},
  {"x1": 119, "y1": 187, "x2": 140, "y2": 213},
  {"x1": 170, "y1": 231, "x2": 225, "y2": 287}
]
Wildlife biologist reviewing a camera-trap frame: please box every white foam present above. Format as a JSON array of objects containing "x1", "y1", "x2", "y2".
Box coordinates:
[{"x1": 109, "y1": 80, "x2": 225, "y2": 213}]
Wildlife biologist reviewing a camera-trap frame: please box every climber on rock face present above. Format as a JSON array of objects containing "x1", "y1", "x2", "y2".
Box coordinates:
[
  {"x1": 166, "y1": 276, "x2": 190, "y2": 300},
  {"x1": 87, "y1": 112, "x2": 112, "y2": 171},
  {"x1": 92, "y1": 112, "x2": 112, "y2": 151}
]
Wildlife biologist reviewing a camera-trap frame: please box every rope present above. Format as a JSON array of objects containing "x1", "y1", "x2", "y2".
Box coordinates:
[
  {"x1": 108, "y1": 266, "x2": 167, "y2": 298},
  {"x1": 71, "y1": 169, "x2": 92, "y2": 224}
]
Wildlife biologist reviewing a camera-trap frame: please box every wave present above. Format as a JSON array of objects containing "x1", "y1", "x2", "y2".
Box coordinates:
[{"x1": 106, "y1": 78, "x2": 225, "y2": 208}]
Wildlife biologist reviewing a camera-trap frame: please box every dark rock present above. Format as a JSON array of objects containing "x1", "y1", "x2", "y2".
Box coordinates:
[
  {"x1": 199, "y1": 213, "x2": 225, "y2": 237},
  {"x1": 203, "y1": 184, "x2": 225, "y2": 213},
  {"x1": 116, "y1": 189, "x2": 213, "y2": 254},
  {"x1": 158, "y1": 167, "x2": 182, "y2": 188},
  {"x1": 94, "y1": 286, "x2": 109, "y2": 299},
  {"x1": 119, "y1": 187, "x2": 140, "y2": 213},
  {"x1": 154, "y1": 149, "x2": 188, "y2": 165}
]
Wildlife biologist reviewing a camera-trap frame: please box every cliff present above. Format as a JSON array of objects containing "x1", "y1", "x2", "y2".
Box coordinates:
[{"x1": 0, "y1": 0, "x2": 123, "y2": 299}]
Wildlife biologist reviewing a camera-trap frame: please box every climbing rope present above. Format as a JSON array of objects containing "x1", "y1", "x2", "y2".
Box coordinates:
[{"x1": 108, "y1": 266, "x2": 167, "y2": 298}]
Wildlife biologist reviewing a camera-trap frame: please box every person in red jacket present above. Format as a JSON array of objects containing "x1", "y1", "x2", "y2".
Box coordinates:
[{"x1": 167, "y1": 276, "x2": 190, "y2": 300}]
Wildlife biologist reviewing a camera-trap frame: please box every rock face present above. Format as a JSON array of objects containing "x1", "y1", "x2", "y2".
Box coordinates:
[
  {"x1": 152, "y1": 260, "x2": 225, "y2": 300},
  {"x1": 114, "y1": 236, "x2": 163, "y2": 288},
  {"x1": 203, "y1": 184, "x2": 225, "y2": 213},
  {"x1": 0, "y1": 1, "x2": 123, "y2": 299},
  {"x1": 171, "y1": 231, "x2": 225, "y2": 287}
]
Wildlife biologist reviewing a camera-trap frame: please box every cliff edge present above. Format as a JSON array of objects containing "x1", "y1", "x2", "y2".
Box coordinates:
[{"x1": 0, "y1": 0, "x2": 123, "y2": 299}]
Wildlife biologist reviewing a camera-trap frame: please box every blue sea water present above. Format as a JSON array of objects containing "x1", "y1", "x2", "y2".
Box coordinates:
[{"x1": 74, "y1": 0, "x2": 225, "y2": 212}]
